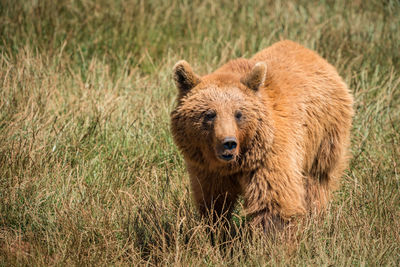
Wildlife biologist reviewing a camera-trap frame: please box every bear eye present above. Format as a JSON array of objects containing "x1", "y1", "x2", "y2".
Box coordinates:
[
  {"x1": 235, "y1": 111, "x2": 242, "y2": 120},
  {"x1": 204, "y1": 110, "x2": 216, "y2": 121}
]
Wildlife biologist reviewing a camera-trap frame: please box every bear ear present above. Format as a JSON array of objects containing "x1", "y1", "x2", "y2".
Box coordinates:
[
  {"x1": 173, "y1": 60, "x2": 201, "y2": 95},
  {"x1": 240, "y1": 62, "x2": 267, "y2": 92}
]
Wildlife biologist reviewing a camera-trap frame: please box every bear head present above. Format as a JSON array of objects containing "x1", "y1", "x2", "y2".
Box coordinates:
[{"x1": 170, "y1": 60, "x2": 274, "y2": 173}]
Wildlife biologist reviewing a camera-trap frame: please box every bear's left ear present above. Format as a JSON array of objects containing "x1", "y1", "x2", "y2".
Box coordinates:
[
  {"x1": 173, "y1": 60, "x2": 201, "y2": 96},
  {"x1": 240, "y1": 62, "x2": 267, "y2": 92}
]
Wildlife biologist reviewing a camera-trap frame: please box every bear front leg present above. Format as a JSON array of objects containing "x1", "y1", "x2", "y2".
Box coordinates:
[
  {"x1": 189, "y1": 172, "x2": 240, "y2": 245},
  {"x1": 189, "y1": 173, "x2": 238, "y2": 225},
  {"x1": 243, "y1": 167, "x2": 306, "y2": 232}
]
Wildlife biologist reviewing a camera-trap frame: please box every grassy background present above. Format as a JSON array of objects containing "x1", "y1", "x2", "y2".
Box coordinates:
[{"x1": 1, "y1": 0, "x2": 399, "y2": 265}]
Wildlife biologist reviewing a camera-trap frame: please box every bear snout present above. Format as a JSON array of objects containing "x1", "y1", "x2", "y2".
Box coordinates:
[
  {"x1": 223, "y1": 137, "x2": 237, "y2": 150},
  {"x1": 216, "y1": 136, "x2": 238, "y2": 162}
]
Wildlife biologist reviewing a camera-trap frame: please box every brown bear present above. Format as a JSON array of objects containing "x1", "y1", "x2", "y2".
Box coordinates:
[{"x1": 170, "y1": 40, "x2": 353, "y2": 231}]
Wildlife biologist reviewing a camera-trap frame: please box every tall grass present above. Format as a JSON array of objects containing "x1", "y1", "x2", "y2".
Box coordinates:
[{"x1": 0, "y1": 0, "x2": 399, "y2": 265}]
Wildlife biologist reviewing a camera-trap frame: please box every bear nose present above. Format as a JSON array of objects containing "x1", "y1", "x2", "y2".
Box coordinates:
[{"x1": 223, "y1": 137, "x2": 237, "y2": 150}]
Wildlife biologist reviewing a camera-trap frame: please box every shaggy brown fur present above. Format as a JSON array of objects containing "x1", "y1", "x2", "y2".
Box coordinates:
[{"x1": 170, "y1": 40, "x2": 353, "y2": 231}]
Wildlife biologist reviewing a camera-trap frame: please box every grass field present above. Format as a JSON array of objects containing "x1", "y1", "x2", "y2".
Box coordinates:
[{"x1": 1, "y1": 0, "x2": 399, "y2": 265}]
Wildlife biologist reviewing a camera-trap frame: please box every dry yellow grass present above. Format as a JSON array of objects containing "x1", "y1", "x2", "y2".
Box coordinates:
[{"x1": 0, "y1": 0, "x2": 399, "y2": 265}]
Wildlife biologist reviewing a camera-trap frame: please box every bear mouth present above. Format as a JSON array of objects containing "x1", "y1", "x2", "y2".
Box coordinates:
[{"x1": 219, "y1": 153, "x2": 235, "y2": 161}]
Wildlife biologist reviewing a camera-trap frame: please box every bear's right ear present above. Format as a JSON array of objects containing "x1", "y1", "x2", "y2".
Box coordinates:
[{"x1": 173, "y1": 60, "x2": 201, "y2": 95}]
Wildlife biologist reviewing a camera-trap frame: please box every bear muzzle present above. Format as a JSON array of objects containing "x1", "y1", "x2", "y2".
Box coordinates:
[{"x1": 217, "y1": 137, "x2": 238, "y2": 162}]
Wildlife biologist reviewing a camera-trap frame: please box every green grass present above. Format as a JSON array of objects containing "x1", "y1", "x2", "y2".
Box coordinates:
[{"x1": 0, "y1": 0, "x2": 399, "y2": 265}]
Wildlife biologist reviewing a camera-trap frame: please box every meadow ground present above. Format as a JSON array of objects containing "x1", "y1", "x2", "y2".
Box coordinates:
[{"x1": 0, "y1": 0, "x2": 399, "y2": 265}]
